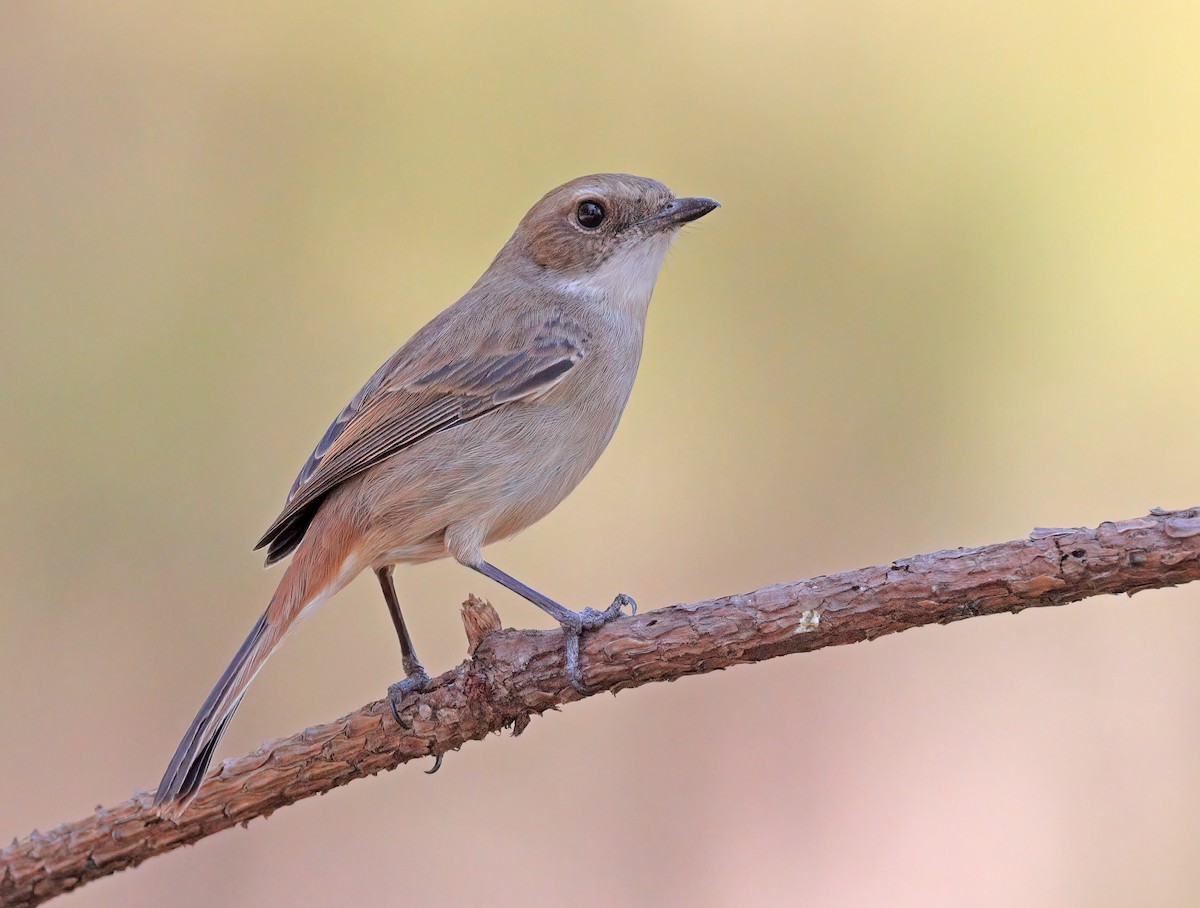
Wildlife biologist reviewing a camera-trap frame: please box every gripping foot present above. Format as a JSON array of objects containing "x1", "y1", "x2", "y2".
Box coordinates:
[
  {"x1": 561, "y1": 593, "x2": 636, "y2": 694},
  {"x1": 387, "y1": 666, "x2": 431, "y2": 726}
]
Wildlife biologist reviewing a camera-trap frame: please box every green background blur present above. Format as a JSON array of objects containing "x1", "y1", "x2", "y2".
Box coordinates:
[{"x1": 3, "y1": 3, "x2": 1199, "y2": 906}]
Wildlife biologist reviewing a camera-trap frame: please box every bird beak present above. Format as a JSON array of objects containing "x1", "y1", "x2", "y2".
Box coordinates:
[{"x1": 644, "y1": 196, "x2": 721, "y2": 230}]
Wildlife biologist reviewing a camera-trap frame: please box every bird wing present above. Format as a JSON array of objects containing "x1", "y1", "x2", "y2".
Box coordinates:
[{"x1": 255, "y1": 309, "x2": 589, "y2": 562}]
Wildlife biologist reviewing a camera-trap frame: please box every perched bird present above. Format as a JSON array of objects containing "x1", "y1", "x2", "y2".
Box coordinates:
[{"x1": 154, "y1": 173, "x2": 719, "y2": 811}]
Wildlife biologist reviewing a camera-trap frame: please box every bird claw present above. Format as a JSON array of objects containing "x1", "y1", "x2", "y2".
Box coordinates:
[
  {"x1": 561, "y1": 593, "x2": 636, "y2": 695},
  {"x1": 387, "y1": 669, "x2": 431, "y2": 726},
  {"x1": 612, "y1": 593, "x2": 637, "y2": 618},
  {"x1": 387, "y1": 671, "x2": 445, "y2": 773}
]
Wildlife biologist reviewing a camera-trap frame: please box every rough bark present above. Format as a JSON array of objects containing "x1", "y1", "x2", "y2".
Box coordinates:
[{"x1": 4, "y1": 507, "x2": 1200, "y2": 907}]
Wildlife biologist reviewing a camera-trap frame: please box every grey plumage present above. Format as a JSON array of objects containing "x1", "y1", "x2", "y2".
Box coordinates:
[{"x1": 155, "y1": 173, "x2": 718, "y2": 812}]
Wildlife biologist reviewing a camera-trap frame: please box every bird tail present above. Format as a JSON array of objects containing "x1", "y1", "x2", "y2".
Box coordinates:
[{"x1": 153, "y1": 535, "x2": 356, "y2": 815}]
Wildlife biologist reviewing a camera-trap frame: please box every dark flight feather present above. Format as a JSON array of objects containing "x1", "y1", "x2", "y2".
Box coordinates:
[{"x1": 255, "y1": 312, "x2": 588, "y2": 563}]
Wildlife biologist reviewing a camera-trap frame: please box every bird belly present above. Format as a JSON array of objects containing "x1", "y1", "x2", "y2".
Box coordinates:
[
  {"x1": 347, "y1": 387, "x2": 627, "y2": 569},
  {"x1": 344, "y1": 314, "x2": 643, "y2": 570}
]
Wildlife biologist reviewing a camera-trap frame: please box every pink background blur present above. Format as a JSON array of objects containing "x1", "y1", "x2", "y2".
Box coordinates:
[{"x1": 3, "y1": 3, "x2": 1199, "y2": 905}]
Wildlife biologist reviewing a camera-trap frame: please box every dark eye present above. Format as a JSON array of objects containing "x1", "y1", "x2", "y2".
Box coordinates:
[{"x1": 576, "y1": 199, "x2": 606, "y2": 229}]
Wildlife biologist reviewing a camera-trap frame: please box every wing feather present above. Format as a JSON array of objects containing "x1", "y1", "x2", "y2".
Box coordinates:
[{"x1": 255, "y1": 310, "x2": 588, "y2": 562}]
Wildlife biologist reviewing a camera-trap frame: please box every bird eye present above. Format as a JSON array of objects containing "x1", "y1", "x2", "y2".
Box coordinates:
[{"x1": 575, "y1": 199, "x2": 606, "y2": 229}]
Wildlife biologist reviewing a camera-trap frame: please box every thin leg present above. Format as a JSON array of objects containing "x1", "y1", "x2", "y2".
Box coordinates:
[
  {"x1": 471, "y1": 560, "x2": 635, "y2": 694},
  {"x1": 376, "y1": 566, "x2": 431, "y2": 723},
  {"x1": 377, "y1": 566, "x2": 426, "y2": 675}
]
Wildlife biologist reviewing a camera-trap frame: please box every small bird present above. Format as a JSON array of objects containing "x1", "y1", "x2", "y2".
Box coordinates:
[{"x1": 154, "y1": 173, "x2": 719, "y2": 811}]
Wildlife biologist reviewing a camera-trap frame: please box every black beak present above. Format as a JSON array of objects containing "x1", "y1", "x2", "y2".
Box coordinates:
[{"x1": 646, "y1": 196, "x2": 720, "y2": 230}]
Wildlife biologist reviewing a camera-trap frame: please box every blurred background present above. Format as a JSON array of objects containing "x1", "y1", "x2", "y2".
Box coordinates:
[{"x1": 3, "y1": 2, "x2": 1199, "y2": 905}]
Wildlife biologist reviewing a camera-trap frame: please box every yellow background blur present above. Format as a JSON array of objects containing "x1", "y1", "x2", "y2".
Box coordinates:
[{"x1": 3, "y1": 3, "x2": 1199, "y2": 906}]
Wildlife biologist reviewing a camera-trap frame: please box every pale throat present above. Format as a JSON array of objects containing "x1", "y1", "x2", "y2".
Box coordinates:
[{"x1": 555, "y1": 232, "x2": 676, "y2": 318}]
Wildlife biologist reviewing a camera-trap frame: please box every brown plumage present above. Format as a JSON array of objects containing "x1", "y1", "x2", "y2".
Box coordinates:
[{"x1": 154, "y1": 173, "x2": 719, "y2": 812}]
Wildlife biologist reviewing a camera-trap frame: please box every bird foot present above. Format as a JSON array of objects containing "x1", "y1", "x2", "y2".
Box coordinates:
[
  {"x1": 386, "y1": 668, "x2": 445, "y2": 774},
  {"x1": 387, "y1": 667, "x2": 431, "y2": 726},
  {"x1": 561, "y1": 593, "x2": 636, "y2": 694}
]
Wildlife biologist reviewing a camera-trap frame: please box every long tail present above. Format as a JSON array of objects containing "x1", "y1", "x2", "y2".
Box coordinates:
[{"x1": 154, "y1": 533, "x2": 356, "y2": 814}]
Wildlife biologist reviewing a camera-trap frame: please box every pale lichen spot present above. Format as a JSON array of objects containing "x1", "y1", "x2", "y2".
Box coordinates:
[{"x1": 794, "y1": 609, "x2": 821, "y2": 633}]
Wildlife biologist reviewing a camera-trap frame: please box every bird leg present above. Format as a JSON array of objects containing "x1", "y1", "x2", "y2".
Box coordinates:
[
  {"x1": 471, "y1": 560, "x2": 635, "y2": 694},
  {"x1": 376, "y1": 566, "x2": 431, "y2": 723}
]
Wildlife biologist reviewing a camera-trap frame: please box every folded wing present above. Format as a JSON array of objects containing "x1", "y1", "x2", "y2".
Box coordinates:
[{"x1": 255, "y1": 311, "x2": 588, "y2": 563}]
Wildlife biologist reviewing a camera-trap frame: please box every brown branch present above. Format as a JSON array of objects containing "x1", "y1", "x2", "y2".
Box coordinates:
[{"x1": 5, "y1": 507, "x2": 1200, "y2": 906}]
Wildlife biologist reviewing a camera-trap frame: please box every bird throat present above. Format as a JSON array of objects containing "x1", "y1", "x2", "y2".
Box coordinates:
[{"x1": 554, "y1": 232, "x2": 675, "y2": 320}]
